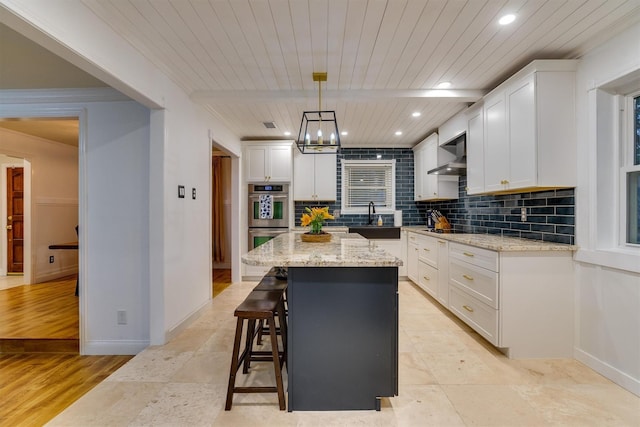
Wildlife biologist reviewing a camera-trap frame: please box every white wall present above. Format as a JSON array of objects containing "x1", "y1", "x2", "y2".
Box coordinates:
[
  {"x1": 574, "y1": 23, "x2": 640, "y2": 395},
  {"x1": 0, "y1": 0, "x2": 243, "y2": 351},
  {"x1": 0, "y1": 128, "x2": 78, "y2": 282}
]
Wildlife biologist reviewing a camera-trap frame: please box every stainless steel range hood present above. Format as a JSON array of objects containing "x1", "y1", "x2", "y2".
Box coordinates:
[{"x1": 428, "y1": 132, "x2": 466, "y2": 175}]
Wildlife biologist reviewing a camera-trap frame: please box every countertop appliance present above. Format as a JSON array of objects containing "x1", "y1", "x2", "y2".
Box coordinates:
[{"x1": 248, "y1": 183, "x2": 290, "y2": 249}]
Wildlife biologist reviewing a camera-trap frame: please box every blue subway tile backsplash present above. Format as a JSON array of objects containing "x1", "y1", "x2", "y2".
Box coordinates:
[{"x1": 294, "y1": 148, "x2": 575, "y2": 244}]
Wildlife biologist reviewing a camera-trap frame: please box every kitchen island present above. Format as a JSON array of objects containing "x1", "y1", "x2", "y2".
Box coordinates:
[{"x1": 242, "y1": 232, "x2": 402, "y2": 411}]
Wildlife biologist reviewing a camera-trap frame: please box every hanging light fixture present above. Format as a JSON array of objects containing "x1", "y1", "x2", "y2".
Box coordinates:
[{"x1": 296, "y1": 72, "x2": 340, "y2": 154}]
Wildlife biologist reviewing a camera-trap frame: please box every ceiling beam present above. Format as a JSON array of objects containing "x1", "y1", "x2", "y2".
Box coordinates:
[{"x1": 191, "y1": 89, "x2": 486, "y2": 104}]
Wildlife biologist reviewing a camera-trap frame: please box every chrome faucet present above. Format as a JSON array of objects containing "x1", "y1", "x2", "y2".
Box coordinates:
[{"x1": 368, "y1": 201, "x2": 376, "y2": 225}]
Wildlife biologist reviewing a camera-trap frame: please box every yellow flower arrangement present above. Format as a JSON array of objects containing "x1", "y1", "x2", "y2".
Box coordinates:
[{"x1": 300, "y1": 206, "x2": 334, "y2": 234}]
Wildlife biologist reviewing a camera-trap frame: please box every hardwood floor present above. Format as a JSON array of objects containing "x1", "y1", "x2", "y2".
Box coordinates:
[
  {"x1": 0, "y1": 353, "x2": 131, "y2": 427},
  {"x1": 0, "y1": 270, "x2": 234, "y2": 426},
  {"x1": 0, "y1": 275, "x2": 78, "y2": 339},
  {"x1": 213, "y1": 268, "x2": 232, "y2": 297}
]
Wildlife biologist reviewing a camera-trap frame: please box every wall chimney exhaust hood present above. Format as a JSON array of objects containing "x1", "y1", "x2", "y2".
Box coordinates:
[{"x1": 428, "y1": 132, "x2": 466, "y2": 175}]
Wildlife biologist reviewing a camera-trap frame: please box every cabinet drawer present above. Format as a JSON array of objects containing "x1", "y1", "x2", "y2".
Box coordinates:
[
  {"x1": 418, "y1": 236, "x2": 438, "y2": 267},
  {"x1": 449, "y1": 242, "x2": 498, "y2": 272},
  {"x1": 418, "y1": 261, "x2": 438, "y2": 298},
  {"x1": 449, "y1": 259, "x2": 499, "y2": 308},
  {"x1": 449, "y1": 286, "x2": 498, "y2": 345}
]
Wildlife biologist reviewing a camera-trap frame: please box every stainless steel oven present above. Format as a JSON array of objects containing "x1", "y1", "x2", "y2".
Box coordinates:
[
  {"x1": 248, "y1": 183, "x2": 289, "y2": 228},
  {"x1": 248, "y1": 228, "x2": 289, "y2": 250}
]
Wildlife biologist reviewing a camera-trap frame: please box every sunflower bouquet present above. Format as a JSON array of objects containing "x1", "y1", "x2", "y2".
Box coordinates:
[{"x1": 300, "y1": 206, "x2": 334, "y2": 234}]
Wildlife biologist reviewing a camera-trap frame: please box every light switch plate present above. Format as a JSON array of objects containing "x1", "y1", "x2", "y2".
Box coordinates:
[
  {"x1": 192, "y1": 188, "x2": 196, "y2": 199},
  {"x1": 178, "y1": 185, "x2": 185, "y2": 198}
]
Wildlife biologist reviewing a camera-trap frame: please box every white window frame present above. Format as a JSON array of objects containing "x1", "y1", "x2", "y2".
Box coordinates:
[
  {"x1": 619, "y1": 91, "x2": 640, "y2": 247},
  {"x1": 341, "y1": 159, "x2": 396, "y2": 215}
]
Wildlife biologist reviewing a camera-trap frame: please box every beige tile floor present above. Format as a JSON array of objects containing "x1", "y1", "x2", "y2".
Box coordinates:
[{"x1": 49, "y1": 280, "x2": 640, "y2": 426}]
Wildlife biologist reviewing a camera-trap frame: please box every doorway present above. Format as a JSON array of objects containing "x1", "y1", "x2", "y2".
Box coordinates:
[
  {"x1": 0, "y1": 118, "x2": 79, "y2": 351},
  {"x1": 212, "y1": 147, "x2": 232, "y2": 296}
]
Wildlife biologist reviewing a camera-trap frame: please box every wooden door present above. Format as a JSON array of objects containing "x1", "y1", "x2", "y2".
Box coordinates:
[{"x1": 7, "y1": 167, "x2": 24, "y2": 273}]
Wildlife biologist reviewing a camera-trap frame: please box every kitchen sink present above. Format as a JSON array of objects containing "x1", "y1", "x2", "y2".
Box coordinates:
[{"x1": 348, "y1": 226, "x2": 401, "y2": 239}]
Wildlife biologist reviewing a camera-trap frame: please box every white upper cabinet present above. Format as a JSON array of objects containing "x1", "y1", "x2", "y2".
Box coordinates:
[
  {"x1": 244, "y1": 142, "x2": 293, "y2": 182},
  {"x1": 465, "y1": 104, "x2": 484, "y2": 195},
  {"x1": 478, "y1": 60, "x2": 577, "y2": 194},
  {"x1": 438, "y1": 110, "x2": 467, "y2": 145},
  {"x1": 413, "y1": 133, "x2": 458, "y2": 201},
  {"x1": 293, "y1": 150, "x2": 337, "y2": 201}
]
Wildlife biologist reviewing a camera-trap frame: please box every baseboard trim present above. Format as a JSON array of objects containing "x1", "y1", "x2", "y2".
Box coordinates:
[
  {"x1": 35, "y1": 268, "x2": 78, "y2": 284},
  {"x1": 83, "y1": 340, "x2": 149, "y2": 355},
  {"x1": 165, "y1": 300, "x2": 212, "y2": 344},
  {"x1": 575, "y1": 347, "x2": 640, "y2": 396}
]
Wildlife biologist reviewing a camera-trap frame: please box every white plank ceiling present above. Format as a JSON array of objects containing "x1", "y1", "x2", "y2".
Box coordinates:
[{"x1": 32, "y1": 1, "x2": 640, "y2": 146}]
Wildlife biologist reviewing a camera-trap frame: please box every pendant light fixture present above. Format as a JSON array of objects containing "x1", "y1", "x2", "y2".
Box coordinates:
[{"x1": 296, "y1": 72, "x2": 340, "y2": 154}]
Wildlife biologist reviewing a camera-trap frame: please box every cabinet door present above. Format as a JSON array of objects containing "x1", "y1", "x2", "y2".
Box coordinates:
[
  {"x1": 413, "y1": 146, "x2": 425, "y2": 201},
  {"x1": 483, "y1": 92, "x2": 509, "y2": 192},
  {"x1": 507, "y1": 74, "x2": 536, "y2": 189},
  {"x1": 293, "y1": 150, "x2": 315, "y2": 200},
  {"x1": 268, "y1": 145, "x2": 292, "y2": 181},
  {"x1": 423, "y1": 141, "x2": 439, "y2": 199},
  {"x1": 407, "y1": 234, "x2": 419, "y2": 283},
  {"x1": 246, "y1": 146, "x2": 268, "y2": 182},
  {"x1": 466, "y1": 106, "x2": 485, "y2": 194},
  {"x1": 418, "y1": 261, "x2": 438, "y2": 298},
  {"x1": 313, "y1": 153, "x2": 337, "y2": 200},
  {"x1": 436, "y1": 238, "x2": 449, "y2": 307}
]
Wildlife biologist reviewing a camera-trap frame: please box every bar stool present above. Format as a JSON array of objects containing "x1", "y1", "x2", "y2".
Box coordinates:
[
  {"x1": 253, "y1": 272, "x2": 288, "y2": 345},
  {"x1": 225, "y1": 290, "x2": 287, "y2": 410}
]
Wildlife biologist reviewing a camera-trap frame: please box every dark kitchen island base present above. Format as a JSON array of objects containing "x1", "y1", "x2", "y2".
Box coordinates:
[{"x1": 286, "y1": 266, "x2": 398, "y2": 411}]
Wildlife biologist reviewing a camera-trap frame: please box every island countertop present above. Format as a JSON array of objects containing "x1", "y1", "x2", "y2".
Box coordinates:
[{"x1": 242, "y1": 232, "x2": 402, "y2": 267}]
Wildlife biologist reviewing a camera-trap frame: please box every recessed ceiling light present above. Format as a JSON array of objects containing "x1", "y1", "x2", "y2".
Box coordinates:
[
  {"x1": 395, "y1": 131, "x2": 402, "y2": 136},
  {"x1": 283, "y1": 131, "x2": 291, "y2": 136},
  {"x1": 412, "y1": 112, "x2": 421, "y2": 117},
  {"x1": 436, "y1": 81, "x2": 452, "y2": 89},
  {"x1": 499, "y1": 14, "x2": 516, "y2": 25},
  {"x1": 341, "y1": 131, "x2": 348, "y2": 136}
]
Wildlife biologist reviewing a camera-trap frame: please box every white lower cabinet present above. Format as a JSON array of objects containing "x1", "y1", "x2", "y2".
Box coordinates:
[
  {"x1": 407, "y1": 232, "x2": 449, "y2": 303},
  {"x1": 372, "y1": 236, "x2": 406, "y2": 277},
  {"x1": 408, "y1": 234, "x2": 574, "y2": 358}
]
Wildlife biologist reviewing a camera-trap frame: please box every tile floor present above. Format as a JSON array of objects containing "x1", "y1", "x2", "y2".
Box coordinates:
[{"x1": 49, "y1": 280, "x2": 640, "y2": 426}]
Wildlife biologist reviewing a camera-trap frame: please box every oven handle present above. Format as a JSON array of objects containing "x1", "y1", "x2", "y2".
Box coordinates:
[{"x1": 249, "y1": 195, "x2": 288, "y2": 199}]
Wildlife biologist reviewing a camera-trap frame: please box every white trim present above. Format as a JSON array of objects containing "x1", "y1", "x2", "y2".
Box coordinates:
[
  {"x1": 83, "y1": 340, "x2": 150, "y2": 356},
  {"x1": 341, "y1": 159, "x2": 396, "y2": 215},
  {"x1": 0, "y1": 88, "x2": 129, "y2": 104},
  {"x1": 575, "y1": 348, "x2": 640, "y2": 397},
  {"x1": 575, "y1": 250, "x2": 640, "y2": 274}
]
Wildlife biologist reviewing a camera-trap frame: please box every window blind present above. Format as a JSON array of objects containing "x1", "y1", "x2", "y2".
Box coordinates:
[{"x1": 342, "y1": 160, "x2": 395, "y2": 212}]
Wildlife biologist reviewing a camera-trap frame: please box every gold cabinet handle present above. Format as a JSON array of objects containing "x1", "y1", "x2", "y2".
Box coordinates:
[
  {"x1": 463, "y1": 252, "x2": 475, "y2": 257},
  {"x1": 463, "y1": 274, "x2": 474, "y2": 281},
  {"x1": 463, "y1": 305, "x2": 474, "y2": 313},
  {"x1": 423, "y1": 276, "x2": 431, "y2": 281},
  {"x1": 438, "y1": 240, "x2": 446, "y2": 243},
  {"x1": 423, "y1": 248, "x2": 430, "y2": 252}
]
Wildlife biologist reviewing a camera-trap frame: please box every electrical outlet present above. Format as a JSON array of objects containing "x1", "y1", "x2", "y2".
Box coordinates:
[
  {"x1": 49, "y1": 255, "x2": 54, "y2": 263},
  {"x1": 333, "y1": 209, "x2": 340, "y2": 218},
  {"x1": 117, "y1": 310, "x2": 127, "y2": 325},
  {"x1": 520, "y1": 207, "x2": 527, "y2": 222},
  {"x1": 192, "y1": 188, "x2": 196, "y2": 199}
]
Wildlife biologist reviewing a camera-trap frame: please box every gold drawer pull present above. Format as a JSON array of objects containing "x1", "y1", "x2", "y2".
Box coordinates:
[
  {"x1": 463, "y1": 274, "x2": 474, "y2": 281},
  {"x1": 423, "y1": 276, "x2": 431, "y2": 281},
  {"x1": 438, "y1": 240, "x2": 446, "y2": 243},
  {"x1": 463, "y1": 305, "x2": 474, "y2": 313},
  {"x1": 423, "y1": 248, "x2": 430, "y2": 252},
  {"x1": 463, "y1": 252, "x2": 475, "y2": 257}
]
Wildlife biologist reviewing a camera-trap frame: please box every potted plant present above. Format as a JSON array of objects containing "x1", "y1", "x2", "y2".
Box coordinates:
[{"x1": 300, "y1": 206, "x2": 334, "y2": 242}]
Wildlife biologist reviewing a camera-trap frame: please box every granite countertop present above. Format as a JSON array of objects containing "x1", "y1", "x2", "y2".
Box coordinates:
[
  {"x1": 402, "y1": 226, "x2": 577, "y2": 252},
  {"x1": 242, "y1": 232, "x2": 403, "y2": 267}
]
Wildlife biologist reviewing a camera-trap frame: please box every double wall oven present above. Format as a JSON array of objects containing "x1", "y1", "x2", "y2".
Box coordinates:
[{"x1": 248, "y1": 183, "x2": 290, "y2": 250}]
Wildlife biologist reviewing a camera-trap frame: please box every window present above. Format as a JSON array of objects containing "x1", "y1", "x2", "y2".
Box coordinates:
[
  {"x1": 341, "y1": 160, "x2": 395, "y2": 214},
  {"x1": 624, "y1": 94, "x2": 640, "y2": 244}
]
